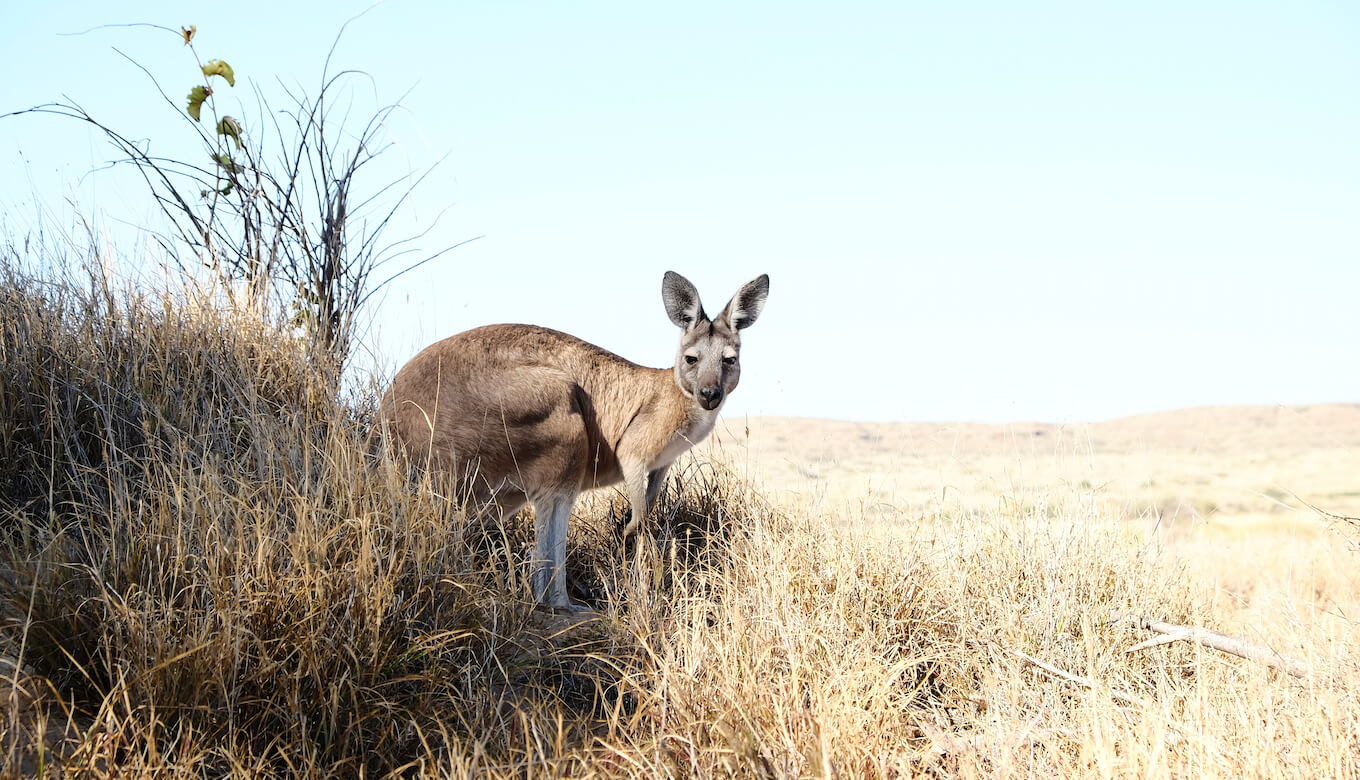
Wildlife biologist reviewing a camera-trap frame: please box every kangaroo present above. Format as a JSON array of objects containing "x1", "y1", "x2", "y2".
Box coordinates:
[{"x1": 377, "y1": 271, "x2": 770, "y2": 610}]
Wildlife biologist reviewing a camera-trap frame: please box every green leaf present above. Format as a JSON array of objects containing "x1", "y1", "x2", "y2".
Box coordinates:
[
  {"x1": 216, "y1": 116, "x2": 243, "y2": 150},
  {"x1": 212, "y1": 152, "x2": 242, "y2": 175},
  {"x1": 200, "y1": 181, "x2": 233, "y2": 199},
  {"x1": 201, "y1": 59, "x2": 235, "y2": 87},
  {"x1": 186, "y1": 85, "x2": 211, "y2": 122}
]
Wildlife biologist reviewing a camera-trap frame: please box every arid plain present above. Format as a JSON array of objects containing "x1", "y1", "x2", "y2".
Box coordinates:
[
  {"x1": 688, "y1": 403, "x2": 1360, "y2": 773},
  {"x1": 704, "y1": 405, "x2": 1360, "y2": 698},
  {"x1": 706, "y1": 403, "x2": 1360, "y2": 621}
]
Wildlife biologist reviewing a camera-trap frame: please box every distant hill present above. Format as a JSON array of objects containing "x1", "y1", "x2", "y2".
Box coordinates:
[
  {"x1": 704, "y1": 403, "x2": 1360, "y2": 464},
  {"x1": 699, "y1": 403, "x2": 1360, "y2": 522}
]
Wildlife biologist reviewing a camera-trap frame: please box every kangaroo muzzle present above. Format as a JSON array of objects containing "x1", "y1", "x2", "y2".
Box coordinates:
[{"x1": 698, "y1": 386, "x2": 724, "y2": 410}]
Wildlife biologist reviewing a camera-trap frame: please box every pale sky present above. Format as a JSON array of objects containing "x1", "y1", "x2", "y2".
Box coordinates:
[{"x1": 3, "y1": 1, "x2": 1358, "y2": 423}]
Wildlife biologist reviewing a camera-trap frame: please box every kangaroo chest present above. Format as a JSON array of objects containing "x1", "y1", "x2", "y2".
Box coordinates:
[{"x1": 649, "y1": 409, "x2": 719, "y2": 472}]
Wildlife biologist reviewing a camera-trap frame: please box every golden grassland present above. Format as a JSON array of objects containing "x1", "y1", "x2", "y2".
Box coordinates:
[
  {"x1": 700, "y1": 408, "x2": 1360, "y2": 776},
  {"x1": 1, "y1": 252, "x2": 1357, "y2": 777}
]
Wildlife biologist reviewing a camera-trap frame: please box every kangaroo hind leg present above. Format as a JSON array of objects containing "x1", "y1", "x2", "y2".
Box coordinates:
[{"x1": 531, "y1": 494, "x2": 583, "y2": 610}]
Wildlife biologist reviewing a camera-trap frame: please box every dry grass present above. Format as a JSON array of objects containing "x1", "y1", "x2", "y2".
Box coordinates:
[{"x1": 1, "y1": 246, "x2": 1357, "y2": 777}]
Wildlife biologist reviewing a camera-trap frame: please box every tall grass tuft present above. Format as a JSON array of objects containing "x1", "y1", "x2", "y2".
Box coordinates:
[{"x1": 0, "y1": 240, "x2": 625, "y2": 773}]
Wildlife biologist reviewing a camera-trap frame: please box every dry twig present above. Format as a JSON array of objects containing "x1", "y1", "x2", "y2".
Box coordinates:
[{"x1": 1011, "y1": 649, "x2": 1143, "y2": 706}]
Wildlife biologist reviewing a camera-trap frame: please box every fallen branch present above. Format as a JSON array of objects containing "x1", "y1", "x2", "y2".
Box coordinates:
[
  {"x1": 1122, "y1": 617, "x2": 1312, "y2": 680},
  {"x1": 1011, "y1": 649, "x2": 1143, "y2": 706},
  {"x1": 1009, "y1": 649, "x2": 1194, "y2": 739}
]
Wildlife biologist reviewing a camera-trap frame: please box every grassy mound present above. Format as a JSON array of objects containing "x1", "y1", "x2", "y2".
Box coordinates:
[{"x1": 1, "y1": 246, "x2": 1356, "y2": 777}]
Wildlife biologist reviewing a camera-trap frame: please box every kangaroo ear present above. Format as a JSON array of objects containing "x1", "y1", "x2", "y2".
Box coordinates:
[
  {"x1": 662, "y1": 271, "x2": 706, "y2": 330},
  {"x1": 718, "y1": 274, "x2": 769, "y2": 331}
]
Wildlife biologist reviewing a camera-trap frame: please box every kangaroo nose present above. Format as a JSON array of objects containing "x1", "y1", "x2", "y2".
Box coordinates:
[{"x1": 699, "y1": 387, "x2": 723, "y2": 404}]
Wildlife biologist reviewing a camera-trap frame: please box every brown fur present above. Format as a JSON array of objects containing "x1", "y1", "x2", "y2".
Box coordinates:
[{"x1": 380, "y1": 324, "x2": 697, "y2": 508}]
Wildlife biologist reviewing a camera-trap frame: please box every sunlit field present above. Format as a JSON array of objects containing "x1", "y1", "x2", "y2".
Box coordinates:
[
  {"x1": 2, "y1": 241, "x2": 1357, "y2": 777},
  {"x1": 705, "y1": 410, "x2": 1360, "y2": 776}
]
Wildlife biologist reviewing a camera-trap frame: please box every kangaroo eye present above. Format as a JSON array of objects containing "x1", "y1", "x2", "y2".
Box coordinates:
[
  {"x1": 722, "y1": 356, "x2": 737, "y2": 366},
  {"x1": 684, "y1": 355, "x2": 698, "y2": 365}
]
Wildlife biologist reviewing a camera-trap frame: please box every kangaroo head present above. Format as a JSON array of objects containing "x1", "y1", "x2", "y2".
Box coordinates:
[{"x1": 661, "y1": 271, "x2": 770, "y2": 411}]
